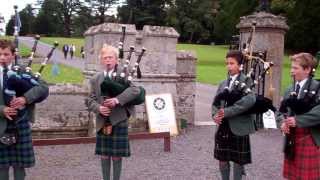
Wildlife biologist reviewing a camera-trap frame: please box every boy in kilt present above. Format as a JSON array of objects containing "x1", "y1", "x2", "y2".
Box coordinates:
[
  {"x1": 278, "y1": 53, "x2": 320, "y2": 180},
  {"x1": 86, "y1": 44, "x2": 143, "y2": 180},
  {"x1": 212, "y1": 50, "x2": 256, "y2": 180},
  {"x1": 0, "y1": 39, "x2": 49, "y2": 180}
]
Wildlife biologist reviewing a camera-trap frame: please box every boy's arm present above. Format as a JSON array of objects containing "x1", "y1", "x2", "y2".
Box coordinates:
[
  {"x1": 211, "y1": 83, "x2": 224, "y2": 117},
  {"x1": 86, "y1": 78, "x2": 101, "y2": 114},
  {"x1": 116, "y1": 84, "x2": 141, "y2": 106},
  {"x1": 223, "y1": 93, "x2": 256, "y2": 118},
  {"x1": 23, "y1": 78, "x2": 49, "y2": 104}
]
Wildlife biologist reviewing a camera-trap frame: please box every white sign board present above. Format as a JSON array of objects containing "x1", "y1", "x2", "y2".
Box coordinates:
[
  {"x1": 145, "y1": 93, "x2": 178, "y2": 136},
  {"x1": 262, "y1": 109, "x2": 277, "y2": 129}
]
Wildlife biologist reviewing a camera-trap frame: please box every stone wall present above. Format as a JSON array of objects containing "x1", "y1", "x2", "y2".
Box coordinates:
[{"x1": 32, "y1": 84, "x2": 91, "y2": 138}]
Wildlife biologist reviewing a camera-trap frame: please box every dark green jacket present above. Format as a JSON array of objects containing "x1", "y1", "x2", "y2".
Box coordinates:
[
  {"x1": 212, "y1": 73, "x2": 256, "y2": 136},
  {"x1": 277, "y1": 79, "x2": 320, "y2": 146}
]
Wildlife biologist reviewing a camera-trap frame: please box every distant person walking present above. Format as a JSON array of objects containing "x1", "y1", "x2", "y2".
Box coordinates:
[
  {"x1": 69, "y1": 44, "x2": 76, "y2": 59},
  {"x1": 62, "y1": 44, "x2": 69, "y2": 59},
  {"x1": 81, "y1": 46, "x2": 85, "y2": 59}
]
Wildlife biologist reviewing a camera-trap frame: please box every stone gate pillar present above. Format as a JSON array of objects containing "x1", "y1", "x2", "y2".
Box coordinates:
[
  {"x1": 83, "y1": 23, "x2": 137, "y2": 80},
  {"x1": 237, "y1": 12, "x2": 289, "y2": 106}
]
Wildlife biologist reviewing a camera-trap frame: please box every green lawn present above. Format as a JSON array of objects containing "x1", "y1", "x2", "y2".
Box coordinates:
[{"x1": 31, "y1": 64, "x2": 84, "y2": 84}]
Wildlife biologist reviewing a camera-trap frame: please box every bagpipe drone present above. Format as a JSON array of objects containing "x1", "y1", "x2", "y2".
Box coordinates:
[{"x1": 100, "y1": 25, "x2": 146, "y2": 105}]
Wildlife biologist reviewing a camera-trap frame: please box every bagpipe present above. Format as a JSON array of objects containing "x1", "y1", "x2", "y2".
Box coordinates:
[
  {"x1": 214, "y1": 21, "x2": 276, "y2": 114},
  {"x1": 4, "y1": 6, "x2": 58, "y2": 119},
  {"x1": 100, "y1": 25, "x2": 146, "y2": 106}
]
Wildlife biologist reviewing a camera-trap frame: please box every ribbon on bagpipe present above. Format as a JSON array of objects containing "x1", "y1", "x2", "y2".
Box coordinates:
[
  {"x1": 214, "y1": 21, "x2": 276, "y2": 114},
  {"x1": 279, "y1": 54, "x2": 320, "y2": 160},
  {"x1": 100, "y1": 25, "x2": 146, "y2": 105}
]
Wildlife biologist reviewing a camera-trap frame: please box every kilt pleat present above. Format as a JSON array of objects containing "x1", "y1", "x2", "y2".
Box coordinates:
[
  {"x1": 214, "y1": 121, "x2": 252, "y2": 165},
  {"x1": 95, "y1": 120, "x2": 130, "y2": 157},
  {"x1": 0, "y1": 117, "x2": 35, "y2": 168},
  {"x1": 283, "y1": 128, "x2": 320, "y2": 180}
]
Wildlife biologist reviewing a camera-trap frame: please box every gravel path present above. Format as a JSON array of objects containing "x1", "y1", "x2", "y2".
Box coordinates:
[{"x1": 24, "y1": 126, "x2": 283, "y2": 180}]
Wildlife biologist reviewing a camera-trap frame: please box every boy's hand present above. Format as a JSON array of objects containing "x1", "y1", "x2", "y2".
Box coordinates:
[
  {"x1": 103, "y1": 98, "x2": 119, "y2": 108},
  {"x1": 10, "y1": 97, "x2": 27, "y2": 109},
  {"x1": 3, "y1": 107, "x2": 17, "y2": 121},
  {"x1": 281, "y1": 122, "x2": 290, "y2": 134},
  {"x1": 213, "y1": 108, "x2": 225, "y2": 125},
  {"x1": 284, "y1": 117, "x2": 296, "y2": 127},
  {"x1": 99, "y1": 106, "x2": 111, "y2": 117}
]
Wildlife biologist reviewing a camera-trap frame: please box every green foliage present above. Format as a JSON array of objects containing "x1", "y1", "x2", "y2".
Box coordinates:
[
  {"x1": 72, "y1": 6, "x2": 94, "y2": 36},
  {"x1": 213, "y1": 0, "x2": 258, "y2": 44},
  {"x1": 87, "y1": 0, "x2": 119, "y2": 24},
  {"x1": 33, "y1": 0, "x2": 64, "y2": 35},
  {"x1": 118, "y1": 0, "x2": 171, "y2": 30},
  {"x1": 167, "y1": 0, "x2": 215, "y2": 43}
]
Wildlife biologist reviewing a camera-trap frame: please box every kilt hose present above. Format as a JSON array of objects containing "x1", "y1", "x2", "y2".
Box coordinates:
[
  {"x1": 0, "y1": 117, "x2": 35, "y2": 168},
  {"x1": 96, "y1": 120, "x2": 130, "y2": 157},
  {"x1": 283, "y1": 128, "x2": 320, "y2": 180},
  {"x1": 214, "y1": 120, "x2": 252, "y2": 165}
]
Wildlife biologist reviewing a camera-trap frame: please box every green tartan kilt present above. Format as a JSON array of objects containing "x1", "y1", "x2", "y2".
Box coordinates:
[
  {"x1": 0, "y1": 117, "x2": 35, "y2": 168},
  {"x1": 95, "y1": 120, "x2": 130, "y2": 157}
]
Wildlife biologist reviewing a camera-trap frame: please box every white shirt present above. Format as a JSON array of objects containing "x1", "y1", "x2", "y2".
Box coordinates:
[
  {"x1": 229, "y1": 74, "x2": 239, "y2": 89},
  {"x1": 103, "y1": 69, "x2": 114, "y2": 78}
]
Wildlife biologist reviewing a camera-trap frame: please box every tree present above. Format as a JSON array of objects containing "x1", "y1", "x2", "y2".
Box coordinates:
[
  {"x1": 118, "y1": 0, "x2": 172, "y2": 30},
  {"x1": 73, "y1": 6, "x2": 95, "y2": 36},
  {"x1": 37, "y1": 0, "x2": 82, "y2": 37},
  {"x1": 271, "y1": 0, "x2": 320, "y2": 53},
  {"x1": 166, "y1": 0, "x2": 215, "y2": 43},
  {"x1": 86, "y1": 0, "x2": 119, "y2": 24},
  {"x1": 19, "y1": 4, "x2": 37, "y2": 35},
  {"x1": 213, "y1": 0, "x2": 258, "y2": 44},
  {"x1": 60, "y1": 0, "x2": 82, "y2": 37},
  {"x1": 34, "y1": 0, "x2": 64, "y2": 36}
]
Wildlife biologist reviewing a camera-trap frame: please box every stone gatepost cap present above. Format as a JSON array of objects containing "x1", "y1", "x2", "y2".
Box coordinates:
[
  {"x1": 177, "y1": 50, "x2": 197, "y2": 61},
  {"x1": 142, "y1": 25, "x2": 180, "y2": 38},
  {"x1": 84, "y1": 23, "x2": 137, "y2": 36},
  {"x1": 236, "y1": 12, "x2": 289, "y2": 31}
]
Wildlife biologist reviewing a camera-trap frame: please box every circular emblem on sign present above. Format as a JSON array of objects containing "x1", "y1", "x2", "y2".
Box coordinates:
[{"x1": 153, "y1": 97, "x2": 166, "y2": 110}]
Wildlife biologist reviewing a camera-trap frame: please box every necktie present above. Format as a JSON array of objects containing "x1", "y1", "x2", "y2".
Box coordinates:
[{"x1": 295, "y1": 84, "x2": 300, "y2": 96}]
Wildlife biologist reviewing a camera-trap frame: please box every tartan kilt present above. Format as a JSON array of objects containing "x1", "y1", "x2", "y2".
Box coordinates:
[
  {"x1": 214, "y1": 121, "x2": 252, "y2": 165},
  {"x1": 283, "y1": 128, "x2": 320, "y2": 180},
  {"x1": 0, "y1": 116, "x2": 35, "y2": 168},
  {"x1": 95, "y1": 120, "x2": 130, "y2": 157}
]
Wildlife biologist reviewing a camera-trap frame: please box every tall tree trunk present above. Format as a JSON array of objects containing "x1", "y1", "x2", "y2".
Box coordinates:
[{"x1": 64, "y1": 14, "x2": 71, "y2": 37}]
